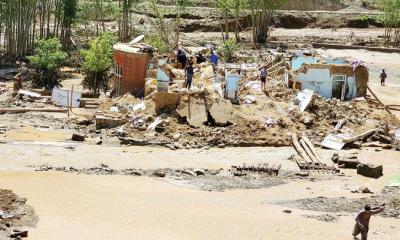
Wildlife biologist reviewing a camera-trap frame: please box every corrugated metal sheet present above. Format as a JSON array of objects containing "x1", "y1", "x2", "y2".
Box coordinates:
[{"x1": 114, "y1": 50, "x2": 149, "y2": 98}]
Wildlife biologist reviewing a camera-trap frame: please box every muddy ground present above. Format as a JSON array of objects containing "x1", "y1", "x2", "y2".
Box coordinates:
[{"x1": 0, "y1": 189, "x2": 37, "y2": 240}]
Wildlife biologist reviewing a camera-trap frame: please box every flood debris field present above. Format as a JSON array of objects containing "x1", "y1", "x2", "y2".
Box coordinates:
[
  {"x1": 278, "y1": 186, "x2": 400, "y2": 220},
  {"x1": 1, "y1": 0, "x2": 400, "y2": 239}
]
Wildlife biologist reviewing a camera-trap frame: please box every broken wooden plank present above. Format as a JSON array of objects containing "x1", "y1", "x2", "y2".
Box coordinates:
[
  {"x1": 367, "y1": 86, "x2": 392, "y2": 114},
  {"x1": 342, "y1": 128, "x2": 379, "y2": 144},
  {"x1": 301, "y1": 135, "x2": 324, "y2": 164},
  {"x1": 291, "y1": 133, "x2": 313, "y2": 165},
  {"x1": 0, "y1": 108, "x2": 68, "y2": 114}
]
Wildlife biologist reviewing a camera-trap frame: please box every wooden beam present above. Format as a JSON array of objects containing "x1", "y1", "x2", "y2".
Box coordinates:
[
  {"x1": 0, "y1": 108, "x2": 68, "y2": 114},
  {"x1": 367, "y1": 86, "x2": 392, "y2": 114}
]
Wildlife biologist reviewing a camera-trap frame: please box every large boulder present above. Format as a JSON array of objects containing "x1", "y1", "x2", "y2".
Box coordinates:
[
  {"x1": 208, "y1": 98, "x2": 233, "y2": 125},
  {"x1": 176, "y1": 97, "x2": 208, "y2": 128},
  {"x1": 154, "y1": 92, "x2": 180, "y2": 114},
  {"x1": 357, "y1": 163, "x2": 383, "y2": 179}
]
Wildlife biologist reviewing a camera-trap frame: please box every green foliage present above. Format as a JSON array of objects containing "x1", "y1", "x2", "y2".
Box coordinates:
[
  {"x1": 356, "y1": 15, "x2": 370, "y2": 22},
  {"x1": 28, "y1": 38, "x2": 68, "y2": 89},
  {"x1": 220, "y1": 38, "x2": 240, "y2": 61},
  {"x1": 377, "y1": 0, "x2": 400, "y2": 45},
  {"x1": 146, "y1": 36, "x2": 170, "y2": 54},
  {"x1": 28, "y1": 38, "x2": 68, "y2": 71},
  {"x1": 80, "y1": 33, "x2": 116, "y2": 92}
]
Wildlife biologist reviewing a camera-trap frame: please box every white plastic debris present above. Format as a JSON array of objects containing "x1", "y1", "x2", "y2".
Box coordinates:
[
  {"x1": 296, "y1": 89, "x2": 314, "y2": 112},
  {"x1": 395, "y1": 129, "x2": 400, "y2": 141},
  {"x1": 129, "y1": 102, "x2": 146, "y2": 112},
  {"x1": 109, "y1": 106, "x2": 119, "y2": 113},
  {"x1": 244, "y1": 95, "x2": 257, "y2": 104},
  {"x1": 147, "y1": 117, "x2": 162, "y2": 132}
]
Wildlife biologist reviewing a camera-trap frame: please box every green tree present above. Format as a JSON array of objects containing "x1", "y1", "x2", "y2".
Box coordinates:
[
  {"x1": 378, "y1": 0, "x2": 400, "y2": 46},
  {"x1": 60, "y1": 0, "x2": 78, "y2": 48},
  {"x1": 220, "y1": 38, "x2": 239, "y2": 61},
  {"x1": 175, "y1": 0, "x2": 190, "y2": 48},
  {"x1": 248, "y1": 0, "x2": 287, "y2": 44},
  {"x1": 28, "y1": 38, "x2": 68, "y2": 89},
  {"x1": 80, "y1": 33, "x2": 116, "y2": 93}
]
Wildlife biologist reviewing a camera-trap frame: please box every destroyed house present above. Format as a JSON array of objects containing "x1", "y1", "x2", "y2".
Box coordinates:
[
  {"x1": 288, "y1": 57, "x2": 368, "y2": 100},
  {"x1": 113, "y1": 43, "x2": 150, "y2": 98}
]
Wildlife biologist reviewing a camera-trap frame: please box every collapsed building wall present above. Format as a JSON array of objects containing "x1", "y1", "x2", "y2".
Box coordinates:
[{"x1": 292, "y1": 63, "x2": 368, "y2": 99}]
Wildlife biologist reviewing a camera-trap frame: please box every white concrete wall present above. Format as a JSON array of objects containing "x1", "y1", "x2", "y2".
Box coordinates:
[
  {"x1": 295, "y1": 69, "x2": 333, "y2": 99},
  {"x1": 295, "y1": 69, "x2": 357, "y2": 99}
]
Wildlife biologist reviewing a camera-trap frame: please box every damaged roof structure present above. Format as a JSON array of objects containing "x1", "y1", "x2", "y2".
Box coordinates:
[{"x1": 288, "y1": 56, "x2": 369, "y2": 100}]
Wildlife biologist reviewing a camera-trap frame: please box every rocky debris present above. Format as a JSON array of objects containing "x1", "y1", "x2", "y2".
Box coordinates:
[
  {"x1": 95, "y1": 114, "x2": 128, "y2": 129},
  {"x1": 303, "y1": 214, "x2": 338, "y2": 223},
  {"x1": 351, "y1": 186, "x2": 373, "y2": 194},
  {"x1": 71, "y1": 133, "x2": 85, "y2": 142},
  {"x1": 10, "y1": 230, "x2": 28, "y2": 238},
  {"x1": 176, "y1": 97, "x2": 208, "y2": 128},
  {"x1": 231, "y1": 163, "x2": 281, "y2": 176},
  {"x1": 332, "y1": 152, "x2": 360, "y2": 169},
  {"x1": 208, "y1": 98, "x2": 233, "y2": 125},
  {"x1": 153, "y1": 171, "x2": 166, "y2": 177},
  {"x1": 357, "y1": 163, "x2": 383, "y2": 179},
  {"x1": 279, "y1": 187, "x2": 400, "y2": 219},
  {"x1": 0, "y1": 189, "x2": 36, "y2": 240},
  {"x1": 33, "y1": 164, "x2": 291, "y2": 191},
  {"x1": 154, "y1": 92, "x2": 180, "y2": 114}
]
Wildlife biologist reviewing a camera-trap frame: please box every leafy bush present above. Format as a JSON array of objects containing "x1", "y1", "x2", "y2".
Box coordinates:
[
  {"x1": 80, "y1": 33, "x2": 116, "y2": 93},
  {"x1": 146, "y1": 35, "x2": 170, "y2": 54},
  {"x1": 28, "y1": 38, "x2": 68, "y2": 89},
  {"x1": 220, "y1": 38, "x2": 240, "y2": 62}
]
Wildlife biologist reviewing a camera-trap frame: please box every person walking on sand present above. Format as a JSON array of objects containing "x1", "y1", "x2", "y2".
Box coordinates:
[
  {"x1": 260, "y1": 66, "x2": 268, "y2": 91},
  {"x1": 352, "y1": 204, "x2": 384, "y2": 240},
  {"x1": 185, "y1": 63, "x2": 194, "y2": 90},
  {"x1": 380, "y1": 69, "x2": 387, "y2": 86}
]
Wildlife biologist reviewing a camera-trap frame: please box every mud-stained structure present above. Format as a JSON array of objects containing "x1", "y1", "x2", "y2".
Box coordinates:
[{"x1": 289, "y1": 59, "x2": 368, "y2": 100}]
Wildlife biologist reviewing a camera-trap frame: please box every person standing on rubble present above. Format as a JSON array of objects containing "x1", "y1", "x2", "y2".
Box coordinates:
[
  {"x1": 352, "y1": 204, "x2": 384, "y2": 240},
  {"x1": 210, "y1": 51, "x2": 219, "y2": 71},
  {"x1": 196, "y1": 52, "x2": 206, "y2": 64},
  {"x1": 260, "y1": 66, "x2": 268, "y2": 91},
  {"x1": 379, "y1": 69, "x2": 387, "y2": 86},
  {"x1": 185, "y1": 62, "x2": 194, "y2": 90},
  {"x1": 177, "y1": 48, "x2": 187, "y2": 69}
]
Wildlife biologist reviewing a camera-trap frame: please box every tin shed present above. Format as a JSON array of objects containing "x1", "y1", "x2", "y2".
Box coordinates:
[{"x1": 113, "y1": 43, "x2": 150, "y2": 98}]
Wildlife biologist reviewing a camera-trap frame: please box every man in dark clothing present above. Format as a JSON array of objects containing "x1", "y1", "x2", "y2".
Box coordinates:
[
  {"x1": 352, "y1": 204, "x2": 384, "y2": 240},
  {"x1": 260, "y1": 66, "x2": 268, "y2": 91},
  {"x1": 380, "y1": 69, "x2": 387, "y2": 86},
  {"x1": 196, "y1": 53, "x2": 206, "y2": 64},
  {"x1": 177, "y1": 49, "x2": 187, "y2": 69},
  {"x1": 185, "y1": 63, "x2": 194, "y2": 90}
]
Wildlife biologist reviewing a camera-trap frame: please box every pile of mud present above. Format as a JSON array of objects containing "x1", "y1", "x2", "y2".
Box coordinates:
[
  {"x1": 0, "y1": 189, "x2": 37, "y2": 239},
  {"x1": 279, "y1": 187, "x2": 400, "y2": 219},
  {"x1": 35, "y1": 163, "x2": 289, "y2": 192}
]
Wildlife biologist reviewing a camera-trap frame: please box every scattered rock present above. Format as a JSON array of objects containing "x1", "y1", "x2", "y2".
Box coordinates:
[
  {"x1": 176, "y1": 98, "x2": 208, "y2": 128},
  {"x1": 357, "y1": 163, "x2": 383, "y2": 179},
  {"x1": 10, "y1": 230, "x2": 28, "y2": 238},
  {"x1": 182, "y1": 169, "x2": 197, "y2": 177},
  {"x1": 71, "y1": 133, "x2": 85, "y2": 142},
  {"x1": 153, "y1": 171, "x2": 166, "y2": 177},
  {"x1": 193, "y1": 169, "x2": 205, "y2": 176}
]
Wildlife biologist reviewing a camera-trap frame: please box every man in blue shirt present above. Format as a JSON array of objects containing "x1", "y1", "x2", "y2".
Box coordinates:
[{"x1": 210, "y1": 51, "x2": 219, "y2": 65}]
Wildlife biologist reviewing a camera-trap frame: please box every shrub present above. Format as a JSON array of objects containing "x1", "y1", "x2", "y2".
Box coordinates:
[
  {"x1": 145, "y1": 35, "x2": 170, "y2": 54},
  {"x1": 80, "y1": 33, "x2": 116, "y2": 93},
  {"x1": 28, "y1": 38, "x2": 68, "y2": 89},
  {"x1": 220, "y1": 38, "x2": 240, "y2": 62}
]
